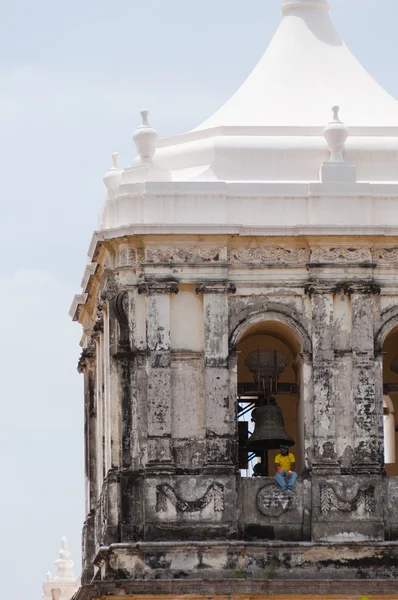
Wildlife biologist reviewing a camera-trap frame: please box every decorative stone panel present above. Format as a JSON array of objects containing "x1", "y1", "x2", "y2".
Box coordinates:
[
  {"x1": 320, "y1": 483, "x2": 375, "y2": 514},
  {"x1": 229, "y1": 247, "x2": 309, "y2": 264},
  {"x1": 117, "y1": 247, "x2": 136, "y2": 267},
  {"x1": 146, "y1": 246, "x2": 227, "y2": 263},
  {"x1": 257, "y1": 483, "x2": 293, "y2": 517},
  {"x1": 156, "y1": 482, "x2": 224, "y2": 513},
  {"x1": 310, "y1": 247, "x2": 372, "y2": 263},
  {"x1": 372, "y1": 247, "x2": 398, "y2": 263}
]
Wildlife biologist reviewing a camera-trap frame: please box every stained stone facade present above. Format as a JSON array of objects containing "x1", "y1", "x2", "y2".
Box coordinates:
[
  {"x1": 71, "y1": 0, "x2": 398, "y2": 597},
  {"x1": 71, "y1": 237, "x2": 398, "y2": 595}
]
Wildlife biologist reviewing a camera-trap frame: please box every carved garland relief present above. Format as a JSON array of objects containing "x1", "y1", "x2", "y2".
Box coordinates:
[
  {"x1": 115, "y1": 245, "x2": 398, "y2": 267},
  {"x1": 146, "y1": 247, "x2": 227, "y2": 263},
  {"x1": 229, "y1": 247, "x2": 309, "y2": 264},
  {"x1": 310, "y1": 247, "x2": 372, "y2": 263},
  {"x1": 320, "y1": 484, "x2": 375, "y2": 514},
  {"x1": 156, "y1": 483, "x2": 224, "y2": 513},
  {"x1": 372, "y1": 247, "x2": 398, "y2": 263}
]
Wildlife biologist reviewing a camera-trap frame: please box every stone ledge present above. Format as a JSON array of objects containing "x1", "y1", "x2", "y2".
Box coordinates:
[
  {"x1": 89, "y1": 541, "x2": 398, "y2": 589},
  {"x1": 73, "y1": 578, "x2": 398, "y2": 600}
]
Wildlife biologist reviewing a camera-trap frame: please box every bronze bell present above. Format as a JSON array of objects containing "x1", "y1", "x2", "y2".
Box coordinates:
[{"x1": 246, "y1": 395, "x2": 294, "y2": 452}]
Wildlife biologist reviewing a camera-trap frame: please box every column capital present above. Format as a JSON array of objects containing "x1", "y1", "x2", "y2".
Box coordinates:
[
  {"x1": 138, "y1": 281, "x2": 179, "y2": 295},
  {"x1": 305, "y1": 281, "x2": 338, "y2": 296},
  {"x1": 196, "y1": 282, "x2": 236, "y2": 295},
  {"x1": 343, "y1": 281, "x2": 381, "y2": 295},
  {"x1": 305, "y1": 280, "x2": 381, "y2": 296}
]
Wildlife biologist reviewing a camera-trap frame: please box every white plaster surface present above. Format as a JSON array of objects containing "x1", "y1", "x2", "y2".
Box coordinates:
[
  {"x1": 92, "y1": 0, "x2": 398, "y2": 232},
  {"x1": 42, "y1": 538, "x2": 79, "y2": 600}
]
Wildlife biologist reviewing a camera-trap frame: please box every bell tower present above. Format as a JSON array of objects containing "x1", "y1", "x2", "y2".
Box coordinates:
[{"x1": 71, "y1": 2, "x2": 398, "y2": 598}]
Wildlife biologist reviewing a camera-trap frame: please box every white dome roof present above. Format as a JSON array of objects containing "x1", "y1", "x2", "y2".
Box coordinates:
[
  {"x1": 151, "y1": 0, "x2": 398, "y2": 184},
  {"x1": 196, "y1": 0, "x2": 398, "y2": 129}
]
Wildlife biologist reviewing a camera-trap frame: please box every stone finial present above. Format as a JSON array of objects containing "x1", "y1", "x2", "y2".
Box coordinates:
[
  {"x1": 54, "y1": 537, "x2": 75, "y2": 582},
  {"x1": 103, "y1": 152, "x2": 122, "y2": 192},
  {"x1": 42, "y1": 537, "x2": 78, "y2": 600},
  {"x1": 111, "y1": 152, "x2": 119, "y2": 169},
  {"x1": 320, "y1": 106, "x2": 356, "y2": 183},
  {"x1": 323, "y1": 105, "x2": 349, "y2": 163},
  {"x1": 132, "y1": 109, "x2": 160, "y2": 163}
]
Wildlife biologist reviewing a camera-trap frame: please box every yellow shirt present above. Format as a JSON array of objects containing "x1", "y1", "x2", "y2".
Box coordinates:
[{"x1": 275, "y1": 452, "x2": 295, "y2": 471}]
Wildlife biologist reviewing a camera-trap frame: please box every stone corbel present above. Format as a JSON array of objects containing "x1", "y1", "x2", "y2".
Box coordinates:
[
  {"x1": 196, "y1": 282, "x2": 237, "y2": 295},
  {"x1": 138, "y1": 281, "x2": 179, "y2": 295},
  {"x1": 77, "y1": 345, "x2": 96, "y2": 373},
  {"x1": 91, "y1": 297, "x2": 106, "y2": 337},
  {"x1": 111, "y1": 291, "x2": 130, "y2": 351},
  {"x1": 92, "y1": 317, "x2": 104, "y2": 336}
]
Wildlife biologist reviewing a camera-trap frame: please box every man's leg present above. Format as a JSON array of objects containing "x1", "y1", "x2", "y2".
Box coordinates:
[
  {"x1": 286, "y1": 471, "x2": 298, "y2": 490},
  {"x1": 274, "y1": 471, "x2": 287, "y2": 490}
]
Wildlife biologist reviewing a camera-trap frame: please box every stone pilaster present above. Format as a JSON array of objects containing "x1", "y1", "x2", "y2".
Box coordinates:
[
  {"x1": 332, "y1": 287, "x2": 355, "y2": 472},
  {"x1": 94, "y1": 335, "x2": 105, "y2": 494},
  {"x1": 78, "y1": 345, "x2": 97, "y2": 579},
  {"x1": 299, "y1": 351, "x2": 314, "y2": 471},
  {"x1": 111, "y1": 291, "x2": 133, "y2": 470},
  {"x1": 139, "y1": 281, "x2": 179, "y2": 470},
  {"x1": 306, "y1": 284, "x2": 338, "y2": 472},
  {"x1": 349, "y1": 283, "x2": 383, "y2": 473},
  {"x1": 228, "y1": 351, "x2": 239, "y2": 467},
  {"x1": 196, "y1": 282, "x2": 236, "y2": 469}
]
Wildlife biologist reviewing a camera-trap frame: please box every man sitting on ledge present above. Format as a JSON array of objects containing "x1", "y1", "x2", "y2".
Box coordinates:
[{"x1": 274, "y1": 444, "x2": 297, "y2": 493}]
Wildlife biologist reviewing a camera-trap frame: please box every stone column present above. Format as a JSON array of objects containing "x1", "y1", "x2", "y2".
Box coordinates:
[
  {"x1": 306, "y1": 284, "x2": 338, "y2": 472},
  {"x1": 139, "y1": 281, "x2": 179, "y2": 470},
  {"x1": 349, "y1": 283, "x2": 383, "y2": 473},
  {"x1": 196, "y1": 282, "x2": 236, "y2": 469}
]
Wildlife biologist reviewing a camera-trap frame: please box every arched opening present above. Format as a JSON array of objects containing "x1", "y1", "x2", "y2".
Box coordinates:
[
  {"x1": 383, "y1": 327, "x2": 398, "y2": 475},
  {"x1": 236, "y1": 319, "x2": 304, "y2": 478}
]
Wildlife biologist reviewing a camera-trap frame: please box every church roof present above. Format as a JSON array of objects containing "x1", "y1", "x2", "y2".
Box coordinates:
[
  {"x1": 197, "y1": 0, "x2": 398, "y2": 129},
  {"x1": 151, "y1": 0, "x2": 398, "y2": 183},
  {"x1": 92, "y1": 0, "x2": 398, "y2": 236}
]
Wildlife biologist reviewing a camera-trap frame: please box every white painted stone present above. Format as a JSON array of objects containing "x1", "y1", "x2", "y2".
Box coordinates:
[
  {"x1": 42, "y1": 538, "x2": 79, "y2": 600},
  {"x1": 124, "y1": 110, "x2": 171, "y2": 184},
  {"x1": 69, "y1": 0, "x2": 398, "y2": 571},
  {"x1": 90, "y1": 1, "x2": 398, "y2": 229},
  {"x1": 320, "y1": 106, "x2": 357, "y2": 182}
]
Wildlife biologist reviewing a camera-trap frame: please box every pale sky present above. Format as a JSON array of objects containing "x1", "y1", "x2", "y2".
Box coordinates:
[{"x1": 1, "y1": 1, "x2": 398, "y2": 598}]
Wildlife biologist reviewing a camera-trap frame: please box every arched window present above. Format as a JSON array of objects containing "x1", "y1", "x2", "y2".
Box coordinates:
[
  {"x1": 382, "y1": 327, "x2": 398, "y2": 474},
  {"x1": 384, "y1": 395, "x2": 396, "y2": 465},
  {"x1": 235, "y1": 319, "x2": 304, "y2": 478}
]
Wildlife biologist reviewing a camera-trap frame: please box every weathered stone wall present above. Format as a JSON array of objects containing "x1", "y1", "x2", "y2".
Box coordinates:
[{"x1": 75, "y1": 236, "x2": 398, "y2": 578}]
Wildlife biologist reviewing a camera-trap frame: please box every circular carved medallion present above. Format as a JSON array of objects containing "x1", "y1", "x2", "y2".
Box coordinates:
[{"x1": 257, "y1": 484, "x2": 292, "y2": 517}]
